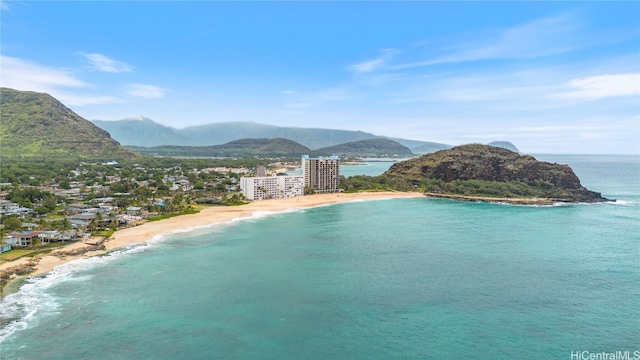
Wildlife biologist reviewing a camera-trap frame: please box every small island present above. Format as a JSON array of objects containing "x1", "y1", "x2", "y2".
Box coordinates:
[{"x1": 342, "y1": 144, "x2": 609, "y2": 204}]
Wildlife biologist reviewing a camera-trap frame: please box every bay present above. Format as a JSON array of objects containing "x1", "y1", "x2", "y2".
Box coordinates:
[{"x1": 1, "y1": 155, "x2": 638, "y2": 359}]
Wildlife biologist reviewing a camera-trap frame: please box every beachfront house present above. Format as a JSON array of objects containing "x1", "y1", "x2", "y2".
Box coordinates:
[
  {"x1": 4, "y1": 231, "x2": 42, "y2": 247},
  {"x1": 38, "y1": 230, "x2": 78, "y2": 243}
]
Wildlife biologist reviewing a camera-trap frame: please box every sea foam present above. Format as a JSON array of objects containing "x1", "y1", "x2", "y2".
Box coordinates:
[{"x1": 0, "y1": 243, "x2": 151, "y2": 343}]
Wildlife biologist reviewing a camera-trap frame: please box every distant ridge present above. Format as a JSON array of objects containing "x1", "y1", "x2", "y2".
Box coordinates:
[
  {"x1": 312, "y1": 138, "x2": 414, "y2": 157},
  {"x1": 487, "y1": 141, "x2": 519, "y2": 153},
  {"x1": 126, "y1": 138, "x2": 311, "y2": 158},
  {"x1": 92, "y1": 117, "x2": 451, "y2": 152},
  {"x1": 92, "y1": 117, "x2": 188, "y2": 147},
  {"x1": 0, "y1": 88, "x2": 135, "y2": 160}
]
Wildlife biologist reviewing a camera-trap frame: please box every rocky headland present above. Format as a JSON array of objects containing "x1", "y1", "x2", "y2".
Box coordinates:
[{"x1": 381, "y1": 144, "x2": 609, "y2": 203}]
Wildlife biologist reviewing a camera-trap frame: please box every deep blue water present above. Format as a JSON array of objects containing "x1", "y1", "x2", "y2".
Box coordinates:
[{"x1": 1, "y1": 155, "x2": 638, "y2": 359}]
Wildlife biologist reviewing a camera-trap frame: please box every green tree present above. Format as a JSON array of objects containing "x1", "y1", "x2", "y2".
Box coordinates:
[{"x1": 2, "y1": 217, "x2": 22, "y2": 231}]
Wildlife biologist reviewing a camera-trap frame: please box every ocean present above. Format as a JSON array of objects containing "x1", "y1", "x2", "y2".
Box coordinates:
[{"x1": 1, "y1": 155, "x2": 638, "y2": 360}]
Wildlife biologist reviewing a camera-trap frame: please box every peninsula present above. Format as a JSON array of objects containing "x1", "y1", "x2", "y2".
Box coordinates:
[
  {"x1": 384, "y1": 144, "x2": 609, "y2": 203},
  {"x1": 343, "y1": 144, "x2": 609, "y2": 204}
]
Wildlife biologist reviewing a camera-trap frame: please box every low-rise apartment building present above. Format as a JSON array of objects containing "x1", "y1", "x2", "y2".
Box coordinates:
[{"x1": 240, "y1": 175, "x2": 304, "y2": 200}]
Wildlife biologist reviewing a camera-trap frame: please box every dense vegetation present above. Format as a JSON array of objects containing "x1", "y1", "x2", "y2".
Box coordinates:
[
  {"x1": 341, "y1": 144, "x2": 608, "y2": 202},
  {"x1": 126, "y1": 138, "x2": 311, "y2": 157},
  {"x1": 0, "y1": 155, "x2": 263, "y2": 245},
  {"x1": 312, "y1": 138, "x2": 413, "y2": 157},
  {"x1": 127, "y1": 137, "x2": 417, "y2": 158},
  {"x1": 0, "y1": 88, "x2": 135, "y2": 160},
  {"x1": 0, "y1": 156, "x2": 265, "y2": 186}
]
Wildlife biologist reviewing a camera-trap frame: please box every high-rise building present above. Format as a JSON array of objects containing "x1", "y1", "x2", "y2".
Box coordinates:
[{"x1": 301, "y1": 155, "x2": 340, "y2": 193}]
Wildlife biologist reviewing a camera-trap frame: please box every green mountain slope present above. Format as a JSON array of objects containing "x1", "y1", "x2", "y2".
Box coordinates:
[
  {"x1": 126, "y1": 138, "x2": 311, "y2": 157},
  {"x1": 312, "y1": 138, "x2": 414, "y2": 157},
  {"x1": 0, "y1": 88, "x2": 134, "y2": 160},
  {"x1": 377, "y1": 144, "x2": 607, "y2": 202}
]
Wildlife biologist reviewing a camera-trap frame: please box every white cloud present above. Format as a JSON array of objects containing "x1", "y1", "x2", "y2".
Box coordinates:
[
  {"x1": 81, "y1": 52, "x2": 132, "y2": 73},
  {"x1": 393, "y1": 14, "x2": 583, "y2": 69},
  {"x1": 349, "y1": 49, "x2": 399, "y2": 73},
  {"x1": 1, "y1": 55, "x2": 87, "y2": 90},
  {"x1": 126, "y1": 83, "x2": 168, "y2": 98},
  {"x1": 0, "y1": 55, "x2": 123, "y2": 106},
  {"x1": 551, "y1": 73, "x2": 640, "y2": 99},
  {"x1": 52, "y1": 91, "x2": 121, "y2": 106}
]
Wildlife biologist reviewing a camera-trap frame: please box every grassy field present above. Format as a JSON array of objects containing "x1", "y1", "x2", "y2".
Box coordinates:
[{"x1": 0, "y1": 243, "x2": 64, "y2": 263}]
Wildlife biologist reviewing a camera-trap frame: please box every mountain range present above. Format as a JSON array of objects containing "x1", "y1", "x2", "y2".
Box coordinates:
[
  {"x1": 1, "y1": 87, "x2": 521, "y2": 160},
  {"x1": 91, "y1": 117, "x2": 452, "y2": 153},
  {"x1": 126, "y1": 137, "x2": 416, "y2": 158}
]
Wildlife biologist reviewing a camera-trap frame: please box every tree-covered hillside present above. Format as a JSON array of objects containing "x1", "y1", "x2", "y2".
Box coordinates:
[
  {"x1": 312, "y1": 138, "x2": 414, "y2": 157},
  {"x1": 1, "y1": 88, "x2": 135, "y2": 160},
  {"x1": 126, "y1": 138, "x2": 311, "y2": 158}
]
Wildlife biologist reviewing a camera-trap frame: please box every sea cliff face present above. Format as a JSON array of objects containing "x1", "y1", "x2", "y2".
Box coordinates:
[{"x1": 383, "y1": 144, "x2": 608, "y2": 203}]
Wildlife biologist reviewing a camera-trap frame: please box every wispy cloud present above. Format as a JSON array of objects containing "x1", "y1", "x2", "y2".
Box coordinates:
[
  {"x1": 1, "y1": 55, "x2": 87, "y2": 89},
  {"x1": 392, "y1": 14, "x2": 583, "y2": 70},
  {"x1": 0, "y1": 55, "x2": 122, "y2": 106},
  {"x1": 125, "y1": 84, "x2": 168, "y2": 98},
  {"x1": 51, "y1": 91, "x2": 121, "y2": 106},
  {"x1": 80, "y1": 52, "x2": 133, "y2": 73},
  {"x1": 349, "y1": 48, "x2": 399, "y2": 73},
  {"x1": 1, "y1": 1, "x2": 10, "y2": 11},
  {"x1": 550, "y1": 73, "x2": 640, "y2": 99}
]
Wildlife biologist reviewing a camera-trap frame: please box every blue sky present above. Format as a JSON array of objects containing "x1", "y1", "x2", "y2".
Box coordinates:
[{"x1": 1, "y1": 1, "x2": 638, "y2": 154}]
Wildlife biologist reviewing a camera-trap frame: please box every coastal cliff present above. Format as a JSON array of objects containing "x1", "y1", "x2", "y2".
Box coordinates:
[{"x1": 381, "y1": 144, "x2": 609, "y2": 203}]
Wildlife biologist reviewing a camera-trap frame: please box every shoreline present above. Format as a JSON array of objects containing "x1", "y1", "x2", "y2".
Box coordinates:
[
  {"x1": 0, "y1": 191, "x2": 423, "y2": 291},
  {"x1": 423, "y1": 192, "x2": 562, "y2": 205}
]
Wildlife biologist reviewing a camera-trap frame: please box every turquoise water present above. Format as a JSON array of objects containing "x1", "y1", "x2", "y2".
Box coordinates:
[
  {"x1": 340, "y1": 161, "x2": 399, "y2": 177},
  {"x1": 1, "y1": 155, "x2": 639, "y2": 359},
  {"x1": 290, "y1": 160, "x2": 399, "y2": 178}
]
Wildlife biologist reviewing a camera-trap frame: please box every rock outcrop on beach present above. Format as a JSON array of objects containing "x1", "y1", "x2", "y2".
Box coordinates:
[{"x1": 381, "y1": 144, "x2": 608, "y2": 203}]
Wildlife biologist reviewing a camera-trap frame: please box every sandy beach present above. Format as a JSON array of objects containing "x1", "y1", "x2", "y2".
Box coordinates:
[{"x1": 0, "y1": 192, "x2": 423, "y2": 283}]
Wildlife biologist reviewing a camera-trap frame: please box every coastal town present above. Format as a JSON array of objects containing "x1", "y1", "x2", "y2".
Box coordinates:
[
  {"x1": 0, "y1": 155, "x2": 341, "y2": 258},
  {"x1": 0, "y1": 153, "x2": 419, "y2": 295}
]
